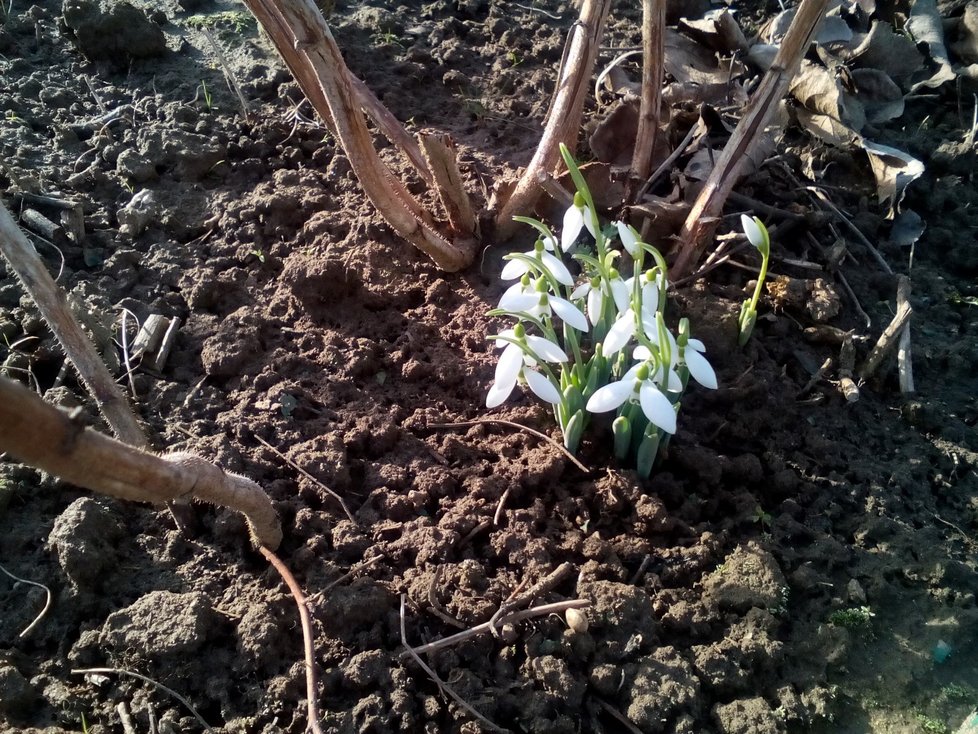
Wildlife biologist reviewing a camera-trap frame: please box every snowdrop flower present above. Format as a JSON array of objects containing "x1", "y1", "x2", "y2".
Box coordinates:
[
  {"x1": 570, "y1": 271, "x2": 629, "y2": 326},
  {"x1": 636, "y1": 332, "x2": 717, "y2": 390},
  {"x1": 501, "y1": 238, "x2": 573, "y2": 286},
  {"x1": 602, "y1": 308, "x2": 638, "y2": 357},
  {"x1": 561, "y1": 193, "x2": 597, "y2": 251},
  {"x1": 487, "y1": 325, "x2": 567, "y2": 408},
  {"x1": 625, "y1": 268, "x2": 665, "y2": 318},
  {"x1": 585, "y1": 362, "x2": 678, "y2": 434},
  {"x1": 738, "y1": 214, "x2": 771, "y2": 346},
  {"x1": 741, "y1": 214, "x2": 770, "y2": 253},
  {"x1": 498, "y1": 278, "x2": 589, "y2": 332},
  {"x1": 615, "y1": 221, "x2": 640, "y2": 258}
]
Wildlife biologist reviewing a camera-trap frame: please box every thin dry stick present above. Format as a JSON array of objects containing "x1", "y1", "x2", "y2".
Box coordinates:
[
  {"x1": 495, "y1": 0, "x2": 613, "y2": 237},
  {"x1": 323, "y1": 553, "x2": 384, "y2": 593},
  {"x1": 595, "y1": 699, "x2": 644, "y2": 734},
  {"x1": 634, "y1": 117, "x2": 700, "y2": 202},
  {"x1": 0, "y1": 376, "x2": 281, "y2": 548},
  {"x1": 252, "y1": 433, "x2": 356, "y2": 523},
  {"x1": 0, "y1": 202, "x2": 145, "y2": 446},
  {"x1": 628, "y1": 0, "x2": 665, "y2": 200},
  {"x1": 242, "y1": 0, "x2": 472, "y2": 271},
  {"x1": 201, "y1": 28, "x2": 251, "y2": 121},
  {"x1": 805, "y1": 187, "x2": 892, "y2": 274},
  {"x1": 673, "y1": 0, "x2": 830, "y2": 276},
  {"x1": 838, "y1": 334, "x2": 860, "y2": 402},
  {"x1": 493, "y1": 486, "x2": 512, "y2": 527},
  {"x1": 400, "y1": 595, "x2": 509, "y2": 734},
  {"x1": 428, "y1": 565, "x2": 466, "y2": 629},
  {"x1": 116, "y1": 702, "x2": 138, "y2": 734},
  {"x1": 71, "y1": 667, "x2": 215, "y2": 733},
  {"x1": 427, "y1": 419, "x2": 590, "y2": 473},
  {"x1": 118, "y1": 308, "x2": 138, "y2": 399},
  {"x1": 859, "y1": 286, "x2": 913, "y2": 381},
  {"x1": 260, "y1": 545, "x2": 324, "y2": 734},
  {"x1": 896, "y1": 275, "x2": 915, "y2": 394},
  {"x1": 0, "y1": 561, "x2": 53, "y2": 638},
  {"x1": 488, "y1": 561, "x2": 574, "y2": 635},
  {"x1": 400, "y1": 599, "x2": 590, "y2": 659}
]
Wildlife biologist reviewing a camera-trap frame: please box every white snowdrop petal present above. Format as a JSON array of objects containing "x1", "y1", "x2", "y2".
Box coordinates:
[
  {"x1": 587, "y1": 288, "x2": 603, "y2": 326},
  {"x1": 633, "y1": 345, "x2": 652, "y2": 361},
  {"x1": 603, "y1": 311, "x2": 636, "y2": 357},
  {"x1": 610, "y1": 278, "x2": 631, "y2": 314},
  {"x1": 616, "y1": 221, "x2": 639, "y2": 257},
  {"x1": 639, "y1": 383, "x2": 677, "y2": 434},
  {"x1": 570, "y1": 282, "x2": 590, "y2": 300},
  {"x1": 684, "y1": 347, "x2": 718, "y2": 389},
  {"x1": 501, "y1": 258, "x2": 529, "y2": 280},
  {"x1": 526, "y1": 335, "x2": 568, "y2": 363},
  {"x1": 642, "y1": 283, "x2": 659, "y2": 315},
  {"x1": 687, "y1": 338, "x2": 706, "y2": 352},
  {"x1": 582, "y1": 207, "x2": 597, "y2": 238},
  {"x1": 493, "y1": 328, "x2": 516, "y2": 348},
  {"x1": 541, "y1": 251, "x2": 574, "y2": 286},
  {"x1": 542, "y1": 235, "x2": 557, "y2": 251},
  {"x1": 585, "y1": 379, "x2": 633, "y2": 413},
  {"x1": 621, "y1": 363, "x2": 642, "y2": 381},
  {"x1": 486, "y1": 378, "x2": 515, "y2": 408},
  {"x1": 741, "y1": 214, "x2": 765, "y2": 249},
  {"x1": 551, "y1": 297, "x2": 589, "y2": 332},
  {"x1": 561, "y1": 206, "x2": 585, "y2": 251},
  {"x1": 495, "y1": 343, "x2": 524, "y2": 383},
  {"x1": 498, "y1": 291, "x2": 539, "y2": 312},
  {"x1": 524, "y1": 369, "x2": 562, "y2": 405},
  {"x1": 664, "y1": 367, "x2": 683, "y2": 393}
]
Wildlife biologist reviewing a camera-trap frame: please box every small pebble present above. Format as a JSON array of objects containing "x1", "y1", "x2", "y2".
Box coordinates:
[{"x1": 566, "y1": 608, "x2": 589, "y2": 634}]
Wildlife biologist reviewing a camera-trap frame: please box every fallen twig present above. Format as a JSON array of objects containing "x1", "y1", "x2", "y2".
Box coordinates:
[
  {"x1": 896, "y1": 276, "x2": 915, "y2": 394},
  {"x1": 427, "y1": 565, "x2": 466, "y2": 629},
  {"x1": 400, "y1": 598, "x2": 590, "y2": 659},
  {"x1": 805, "y1": 187, "x2": 892, "y2": 274},
  {"x1": 71, "y1": 667, "x2": 215, "y2": 733},
  {"x1": 323, "y1": 553, "x2": 383, "y2": 594},
  {"x1": 0, "y1": 376, "x2": 282, "y2": 548},
  {"x1": 252, "y1": 433, "x2": 356, "y2": 523},
  {"x1": 400, "y1": 594, "x2": 508, "y2": 733},
  {"x1": 859, "y1": 279, "x2": 913, "y2": 381},
  {"x1": 427, "y1": 419, "x2": 590, "y2": 473},
  {"x1": 201, "y1": 28, "x2": 251, "y2": 122},
  {"x1": 488, "y1": 562, "x2": 574, "y2": 636},
  {"x1": 0, "y1": 561, "x2": 53, "y2": 638},
  {"x1": 595, "y1": 698, "x2": 644, "y2": 734},
  {"x1": 838, "y1": 334, "x2": 860, "y2": 402},
  {"x1": 260, "y1": 545, "x2": 324, "y2": 734}
]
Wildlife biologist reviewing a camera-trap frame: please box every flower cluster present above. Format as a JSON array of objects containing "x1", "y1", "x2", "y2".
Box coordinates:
[{"x1": 485, "y1": 145, "x2": 717, "y2": 477}]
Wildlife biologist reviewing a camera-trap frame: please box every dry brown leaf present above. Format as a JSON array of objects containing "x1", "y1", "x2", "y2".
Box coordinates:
[
  {"x1": 590, "y1": 99, "x2": 640, "y2": 165},
  {"x1": 795, "y1": 108, "x2": 860, "y2": 146},
  {"x1": 849, "y1": 21, "x2": 926, "y2": 86},
  {"x1": 906, "y1": 0, "x2": 957, "y2": 89},
  {"x1": 790, "y1": 61, "x2": 867, "y2": 131},
  {"x1": 950, "y1": 1, "x2": 978, "y2": 63},
  {"x1": 664, "y1": 29, "x2": 745, "y2": 86},
  {"x1": 862, "y1": 139, "x2": 925, "y2": 214},
  {"x1": 851, "y1": 68, "x2": 905, "y2": 123},
  {"x1": 679, "y1": 9, "x2": 750, "y2": 53}
]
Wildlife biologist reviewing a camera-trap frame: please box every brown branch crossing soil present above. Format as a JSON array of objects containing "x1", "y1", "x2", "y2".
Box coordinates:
[{"x1": 1, "y1": 1, "x2": 976, "y2": 733}]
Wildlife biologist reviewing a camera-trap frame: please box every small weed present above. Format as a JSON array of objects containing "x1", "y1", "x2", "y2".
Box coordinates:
[
  {"x1": 185, "y1": 10, "x2": 255, "y2": 35},
  {"x1": 372, "y1": 28, "x2": 403, "y2": 48},
  {"x1": 751, "y1": 505, "x2": 773, "y2": 529},
  {"x1": 940, "y1": 683, "x2": 971, "y2": 702},
  {"x1": 249, "y1": 249, "x2": 266, "y2": 263},
  {"x1": 914, "y1": 711, "x2": 948, "y2": 734},
  {"x1": 829, "y1": 606, "x2": 875, "y2": 630},
  {"x1": 199, "y1": 79, "x2": 213, "y2": 111},
  {"x1": 506, "y1": 50, "x2": 523, "y2": 67}
]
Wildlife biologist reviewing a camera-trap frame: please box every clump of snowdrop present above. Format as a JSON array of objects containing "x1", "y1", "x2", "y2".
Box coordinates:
[
  {"x1": 738, "y1": 214, "x2": 771, "y2": 346},
  {"x1": 485, "y1": 145, "x2": 718, "y2": 477}
]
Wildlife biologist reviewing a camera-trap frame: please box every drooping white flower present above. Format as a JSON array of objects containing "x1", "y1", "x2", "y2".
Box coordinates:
[
  {"x1": 585, "y1": 362, "x2": 678, "y2": 434},
  {"x1": 615, "y1": 221, "x2": 640, "y2": 258},
  {"x1": 741, "y1": 214, "x2": 770, "y2": 255},
  {"x1": 679, "y1": 338, "x2": 717, "y2": 389},
  {"x1": 625, "y1": 269, "x2": 664, "y2": 318},
  {"x1": 561, "y1": 199, "x2": 597, "y2": 251},
  {"x1": 602, "y1": 309, "x2": 637, "y2": 357},
  {"x1": 570, "y1": 274, "x2": 629, "y2": 326},
  {"x1": 487, "y1": 330, "x2": 567, "y2": 408},
  {"x1": 498, "y1": 284, "x2": 589, "y2": 333},
  {"x1": 501, "y1": 239, "x2": 573, "y2": 286}
]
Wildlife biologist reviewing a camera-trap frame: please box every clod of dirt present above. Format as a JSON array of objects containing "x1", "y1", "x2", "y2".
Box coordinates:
[
  {"x1": 60, "y1": 0, "x2": 167, "y2": 64},
  {"x1": 625, "y1": 647, "x2": 701, "y2": 732},
  {"x1": 136, "y1": 128, "x2": 226, "y2": 182},
  {"x1": 46, "y1": 497, "x2": 124, "y2": 592},
  {"x1": 200, "y1": 307, "x2": 263, "y2": 377},
  {"x1": 116, "y1": 149, "x2": 158, "y2": 184},
  {"x1": 0, "y1": 665, "x2": 37, "y2": 715},
  {"x1": 99, "y1": 590, "x2": 219, "y2": 659},
  {"x1": 704, "y1": 543, "x2": 788, "y2": 613},
  {"x1": 117, "y1": 190, "x2": 160, "y2": 238},
  {"x1": 712, "y1": 696, "x2": 783, "y2": 734}
]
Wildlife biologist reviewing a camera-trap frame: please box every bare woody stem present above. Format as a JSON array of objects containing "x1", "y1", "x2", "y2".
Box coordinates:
[
  {"x1": 494, "y1": 0, "x2": 613, "y2": 238},
  {"x1": 242, "y1": 0, "x2": 474, "y2": 271},
  {"x1": 0, "y1": 203, "x2": 146, "y2": 447},
  {"x1": 671, "y1": 0, "x2": 829, "y2": 277},
  {"x1": 0, "y1": 376, "x2": 282, "y2": 549},
  {"x1": 628, "y1": 0, "x2": 665, "y2": 199}
]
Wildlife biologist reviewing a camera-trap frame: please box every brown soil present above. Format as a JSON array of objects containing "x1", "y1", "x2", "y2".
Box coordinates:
[{"x1": 1, "y1": 1, "x2": 976, "y2": 733}]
